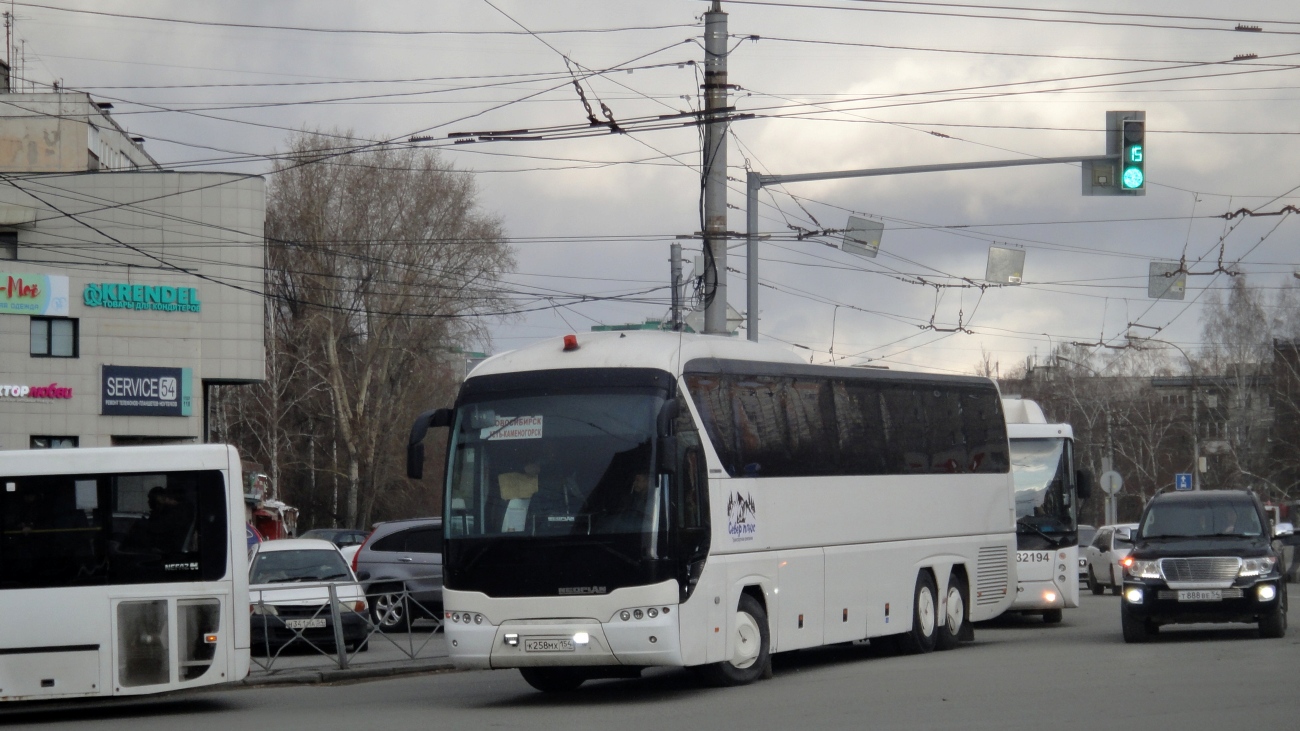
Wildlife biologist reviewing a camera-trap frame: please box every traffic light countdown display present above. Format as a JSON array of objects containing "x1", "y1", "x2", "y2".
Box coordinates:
[{"x1": 1120, "y1": 118, "x2": 1145, "y2": 191}]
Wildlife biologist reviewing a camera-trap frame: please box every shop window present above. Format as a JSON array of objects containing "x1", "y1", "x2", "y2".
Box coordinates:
[
  {"x1": 0, "y1": 231, "x2": 14, "y2": 260},
  {"x1": 30, "y1": 317, "x2": 78, "y2": 358},
  {"x1": 31, "y1": 436, "x2": 79, "y2": 449}
]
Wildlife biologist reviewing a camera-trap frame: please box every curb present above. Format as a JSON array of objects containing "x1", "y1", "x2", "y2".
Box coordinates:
[{"x1": 241, "y1": 659, "x2": 458, "y2": 687}]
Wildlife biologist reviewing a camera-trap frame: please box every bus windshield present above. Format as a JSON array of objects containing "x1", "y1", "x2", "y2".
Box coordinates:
[
  {"x1": 446, "y1": 390, "x2": 662, "y2": 542},
  {"x1": 1010, "y1": 437, "x2": 1076, "y2": 539}
]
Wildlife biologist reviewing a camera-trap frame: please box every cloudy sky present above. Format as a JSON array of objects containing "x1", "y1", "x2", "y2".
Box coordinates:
[{"x1": 17, "y1": 0, "x2": 1300, "y2": 375}]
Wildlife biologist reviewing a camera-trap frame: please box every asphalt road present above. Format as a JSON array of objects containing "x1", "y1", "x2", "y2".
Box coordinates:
[{"x1": 6, "y1": 591, "x2": 1300, "y2": 730}]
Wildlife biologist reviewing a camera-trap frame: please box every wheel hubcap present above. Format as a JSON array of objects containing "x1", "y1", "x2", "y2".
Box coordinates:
[
  {"x1": 731, "y1": 610, "x2": 761, "y2": 669},
  {"x1": 376, "y1": 594, "x2": 404, "y2": 625},
  {"x1": 945, "y1": 586, "x2": 964, "y2": 634},
  {"x1": 917, "y1": 587, "x2": 936, "y2": 636}
]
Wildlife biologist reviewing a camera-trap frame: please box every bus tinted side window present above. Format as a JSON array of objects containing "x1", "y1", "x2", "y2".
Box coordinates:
[
  {"x1": 685, "y1": 372, "x2": 1008, "y2": 478},
  {"x1": 0, "y1": 470, "x2": 227, "y2": 589}
]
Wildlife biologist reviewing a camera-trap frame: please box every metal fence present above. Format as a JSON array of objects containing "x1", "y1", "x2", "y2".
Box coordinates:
[{"x1": 249, "y1": 575, "x2": 444, "y2": 673}]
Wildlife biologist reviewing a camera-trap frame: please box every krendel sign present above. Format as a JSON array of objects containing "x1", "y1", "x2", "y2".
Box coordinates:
[{"x1": 84, "y1": 283, "x2": 201, "y2": 313}]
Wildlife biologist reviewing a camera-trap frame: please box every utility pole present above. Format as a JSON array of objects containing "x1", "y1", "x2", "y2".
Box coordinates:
[
  {"x1": 702, "y1": 1, "x2": 729, "y2": 335},
  {"x1": 670, "y1": 242, "x2": 684, "y2": 331}
]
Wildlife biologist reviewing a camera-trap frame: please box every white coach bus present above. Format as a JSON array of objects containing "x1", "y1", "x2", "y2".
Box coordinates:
[
  {"x1": 407, "y1": 331, "x2": 1016, "y2": 692},
  {"x1": 1, "y1": 445, "x2": 250, "y2": 702},
  {"x1": 1003, "y1": 398, "x2": 1092, "y2": 623}
]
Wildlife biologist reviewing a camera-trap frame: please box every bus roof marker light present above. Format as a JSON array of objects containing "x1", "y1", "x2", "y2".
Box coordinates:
[{"x1": 563, "y1": 334, "x2": 580, "y2": 351}]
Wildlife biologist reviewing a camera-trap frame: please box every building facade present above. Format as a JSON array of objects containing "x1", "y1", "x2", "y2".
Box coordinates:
[{"x1": 0, "y1": 92, "x2": 265, "y2": 449}]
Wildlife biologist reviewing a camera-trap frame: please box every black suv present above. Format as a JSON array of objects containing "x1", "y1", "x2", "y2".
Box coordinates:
[{"x1": 1121, "y1": 490, "x2": 1287, "y2": 642}]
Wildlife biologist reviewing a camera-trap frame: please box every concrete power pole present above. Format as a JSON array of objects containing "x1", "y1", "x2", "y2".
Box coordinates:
[
  {"x1": 702, "y1": 1, "x2": 729, "y2": 335},
  {"x1": 670, "y1": 242, "x2": 683, "y2": 331}
]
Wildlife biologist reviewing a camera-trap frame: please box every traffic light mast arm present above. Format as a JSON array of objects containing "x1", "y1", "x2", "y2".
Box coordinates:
[{"x1": 744, "y1": 153, "x2": 1119, "y2": 342}]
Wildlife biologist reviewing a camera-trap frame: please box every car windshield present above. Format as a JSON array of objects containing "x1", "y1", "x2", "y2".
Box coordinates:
[
  {"x1": 1140, "y1": 503, "x2": 1263, "y2": 538},
  {"x1": 1010, "y1": 438, "x2": 1076, "y2": 533},
  {"x1": 445, "y1": 389, "x2": 661, "y2": 540},
  {"x1": 250, "y1": 548, "x2": 352, "y2": 584}
]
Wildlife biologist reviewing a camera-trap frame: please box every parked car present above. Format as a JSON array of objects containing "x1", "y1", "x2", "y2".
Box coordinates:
[
  {"x1": 1121, "y1": 490, "x2": 1288, "y2": 642},
  {"x1": 352, "y1": 517, "x2": 443, "y2": 632},
  {"x1": 249, "y1": 538, "x2": 369, "y2": 652},
  {"x1": 1077, "y1": 524, "x2": 1097, "y2": 580},
  {"x1": 1085, "y1": 523, "x2": 1138, "y2": 595},
  {"x1": 299, "y1": 528, "x2": 371, "y2": 548}
]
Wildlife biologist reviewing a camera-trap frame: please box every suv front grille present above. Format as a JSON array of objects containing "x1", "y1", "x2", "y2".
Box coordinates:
[{"x1": 1159, "y1": 557, "x2": 1240, "y2": 582}]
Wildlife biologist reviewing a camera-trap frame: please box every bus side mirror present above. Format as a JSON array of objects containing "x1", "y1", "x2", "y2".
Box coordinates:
[
  {"x1": 407, "y1": 408, "x2": 453, "y2": 480},
  {"x1": 657, "y1": 398, "x2": 680, "y2": 437},
  {"x1": 1076, "y1": 469, "x2": 1094, "y2": 501},
  {"x1": 658, "y1": 436, "x2": 678, "y2": 475}
]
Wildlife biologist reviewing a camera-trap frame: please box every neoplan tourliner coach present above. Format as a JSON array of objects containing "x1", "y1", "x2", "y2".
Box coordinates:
[{"x1": 407, "y1": 331, "x2": 1017, "y2": 692}]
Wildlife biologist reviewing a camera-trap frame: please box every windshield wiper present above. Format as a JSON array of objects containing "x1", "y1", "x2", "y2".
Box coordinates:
[
  {"x1": 320, "y1": 573, "x2": 351, "y2": 580},
  {"x1": 1016, "y1": 518, "x2": 1064, "y2": 546},
  {"x1": 267, "y1": 576, "x2": 316, "y2": 583}
]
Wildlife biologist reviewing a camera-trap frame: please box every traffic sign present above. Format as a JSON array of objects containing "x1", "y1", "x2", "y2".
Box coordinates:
[
  {"x1": 1099, "y1": 471, "x2": 1123, "y2": 496},
  {"x1": 1175, "y1": 473, "x2": 1193, "y2": 491}
]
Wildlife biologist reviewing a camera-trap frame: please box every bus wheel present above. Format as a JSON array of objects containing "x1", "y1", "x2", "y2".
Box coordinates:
[
  {"x1": 1042, "y1": 609, "x2": 1063, "y2": 624},
  {"x1": 698, "y1": 593, "x2": 770, "y2": 686},
  {"x1": 520, "y1": 667, "x2": 586, "y2": 693},
  {"x1": 936, "y1": 571, "x2": 968, "y2": 651},
  {"x1": 897, "y1": 571, "x2": 939, "y2": 654}
]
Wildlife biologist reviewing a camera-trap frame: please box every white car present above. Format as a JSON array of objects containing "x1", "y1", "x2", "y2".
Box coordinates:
[
  {"x1": 1084, "y1": 523, "x2": 1138, "y2": 595},
  {"x1": 249, "y1": 538, "x2": 370, "y2": 652}
]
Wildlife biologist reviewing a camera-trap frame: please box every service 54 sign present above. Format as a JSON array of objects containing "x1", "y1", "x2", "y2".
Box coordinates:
[{"x1": 101, "y1": 365, "x2": 193, "y2": 416}]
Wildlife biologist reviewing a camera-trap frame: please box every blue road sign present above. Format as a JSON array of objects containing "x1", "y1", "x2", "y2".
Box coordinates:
[{"x1": 1175, "y1": 473, "x2": 1193, "y2": 491}]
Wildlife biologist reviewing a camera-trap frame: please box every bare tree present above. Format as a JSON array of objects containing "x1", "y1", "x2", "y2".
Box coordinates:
[{"x1": 228, "y1": 132, "x2": 513, "y2": 529}]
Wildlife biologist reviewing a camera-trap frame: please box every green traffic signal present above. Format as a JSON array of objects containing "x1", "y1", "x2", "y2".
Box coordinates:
[{"x1": 1120, "y1": 119, "x2": 1145, "y2": 191}]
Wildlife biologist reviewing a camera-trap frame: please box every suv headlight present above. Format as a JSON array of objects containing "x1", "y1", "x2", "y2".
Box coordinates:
[
  {"x1": 1127, "y1": 559, "x2": 1162, "y2": 580},
  {"x1": 1239, "y1": 557, "x2": 1277, "y2": 577}
]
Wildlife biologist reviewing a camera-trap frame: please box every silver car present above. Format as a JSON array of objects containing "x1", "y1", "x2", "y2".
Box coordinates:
[{"x1": 354, "y1": 517, "x2": 443, "y2": 632}]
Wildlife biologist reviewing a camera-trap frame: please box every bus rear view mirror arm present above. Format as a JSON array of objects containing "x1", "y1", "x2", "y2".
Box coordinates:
[{"x1": 407, "y1": 408, "x2": 453, "y2": 480}]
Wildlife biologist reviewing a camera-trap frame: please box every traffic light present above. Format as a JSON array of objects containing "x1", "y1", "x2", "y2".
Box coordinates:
[{"x1": 1120, "y1": 117, "x2": 1145, "y2": 191}]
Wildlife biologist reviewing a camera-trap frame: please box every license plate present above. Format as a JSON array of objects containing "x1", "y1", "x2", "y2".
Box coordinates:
[
  {"x1": 1177, "y1": 590, "x2": 1223, "y2": 602},
  {"x1": 285, "y1": 618, "x2": 327, "y2": 629},
  {"x1": 524, "y1": 638, "x2": 575, "y2": 653}
]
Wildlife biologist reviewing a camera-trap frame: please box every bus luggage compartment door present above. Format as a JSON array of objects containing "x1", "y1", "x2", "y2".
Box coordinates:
[{"x1": 0, "y1": 648, "x2": 101, "y2": 701}]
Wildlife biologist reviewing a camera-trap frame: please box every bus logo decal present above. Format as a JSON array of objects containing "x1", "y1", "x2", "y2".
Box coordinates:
[{"x1": 727, "y1": 491, "x2": 757, "y2": 542}]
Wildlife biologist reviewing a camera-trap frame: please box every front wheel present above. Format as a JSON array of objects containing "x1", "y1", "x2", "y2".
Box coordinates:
[
  {"x1": 1087, "y1": 568, "x2": 1104, "y2": 595},
  {"x1": 1043, "y1": 608, "x2": 1063, "y2": 624},
  {"x1": 697, "y1": 593, "x2": 770, "y2": 687},
  {"x1": 520, "y1": 667, "x2": 586, "y2": 693},
  {"x1": 896, "y1": 571, "x2": 939, "y2": 655},
  {"x1": 1121, "y1": 606, "x2": 1154, "y2": 643},
  {"x1": 936, "y1": 571, "x2": 969, "y2": 650}
]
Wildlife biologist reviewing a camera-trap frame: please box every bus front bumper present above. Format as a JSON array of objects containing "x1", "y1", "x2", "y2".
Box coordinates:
[{"x1": 1009, "y1": 579, "x2": 1067, "y2": 612}]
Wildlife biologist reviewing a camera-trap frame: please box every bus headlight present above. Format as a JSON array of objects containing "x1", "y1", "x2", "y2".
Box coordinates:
[
  {"x1": 1128, "y1": 559, "x2": 1162, "y2": 580},
  {"x1": 1239, "y1": 557, "x2": 1277, "y2": 577}
]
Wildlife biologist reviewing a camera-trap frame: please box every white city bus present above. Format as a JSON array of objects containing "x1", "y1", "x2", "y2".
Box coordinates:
[
  {"x1": 1002, "y1": 398, "x2": 1092, "y2": 623},
  {"x1": 1, "y1": 445, "x2": 250, "y2": 702},
  {"x1": 407, "y1": 331, "x2": 1017, "y2": 692}
]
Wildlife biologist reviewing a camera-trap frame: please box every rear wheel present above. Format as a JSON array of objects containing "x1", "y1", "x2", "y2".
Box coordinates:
[
  {"x1": 1042, "y1": 608, "x2": 1063, "y2": 624},
  {"x1": 520, "y1": 667, "x2": 586, "y2": 693},
  {"x1": 697, "y1": 593, "x2": 770, "y2": 686},
  {"x1": 936, "y1": 571, "x2": 969, "y2": 650},
  {"x1": 1260, "y1": 587, "x2": 1287, "y2": 638},
  {"x1": 369, "y1": 584, "x2": 411, "y2": 632},
  {"x1": 896, "y1": 571, "x2": 939, "y2": 655}
]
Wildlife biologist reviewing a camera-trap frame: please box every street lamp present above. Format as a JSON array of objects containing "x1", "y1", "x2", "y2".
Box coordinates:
[{"x1": 1127, "y1": 334, "x2": 1200, "y2": 491}]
